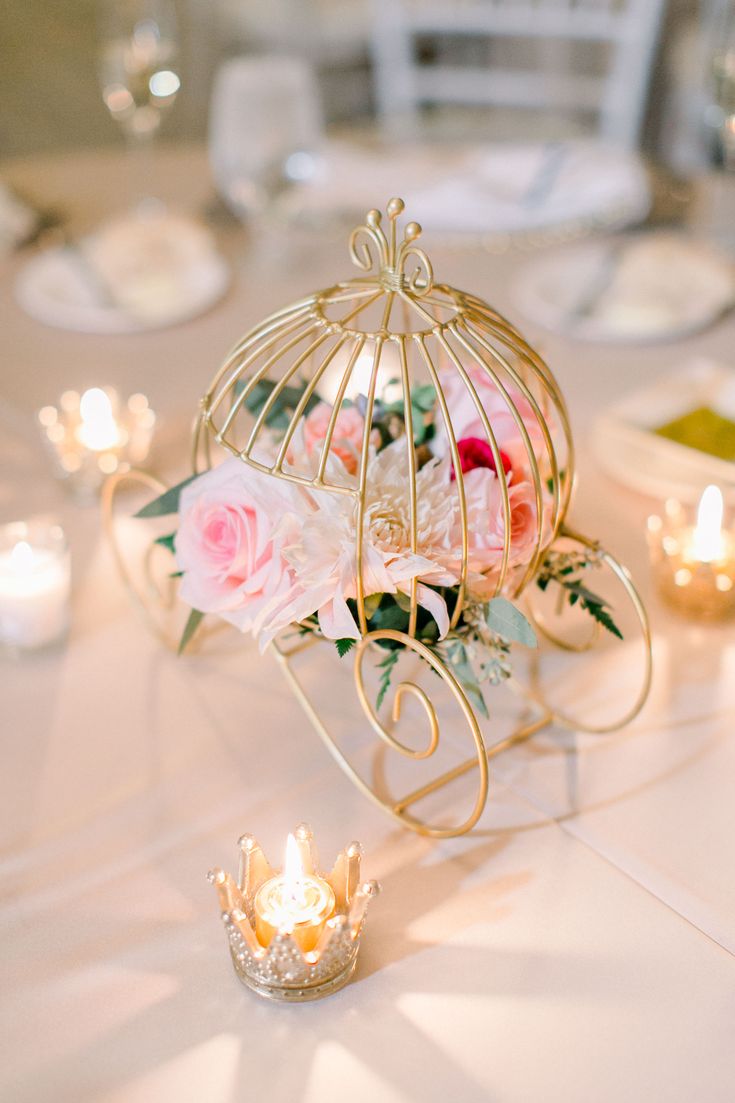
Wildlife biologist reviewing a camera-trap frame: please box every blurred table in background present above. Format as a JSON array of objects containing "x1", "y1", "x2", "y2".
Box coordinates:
[{"x1": 2, "y1": 143, "x2": 735, "y2": 1103}]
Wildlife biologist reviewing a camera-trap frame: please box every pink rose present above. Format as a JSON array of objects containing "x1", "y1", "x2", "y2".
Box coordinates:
[
  {"x1": 302, "y1": 402, "x2": 366, "y2": 475},
  {"x1": 434, "y1": 366, "x2": 546, "y2": 479},
  {"x1": 175, "y1": 458, "x2": 298, "y2": 634},
  {"x1": 448, "y1": 468, "x2": 550, "y2": 597}
]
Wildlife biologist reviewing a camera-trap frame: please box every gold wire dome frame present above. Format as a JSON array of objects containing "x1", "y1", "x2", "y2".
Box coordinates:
[{"x1": 106, "y1": 198, "x2": 652, "y2": 839}]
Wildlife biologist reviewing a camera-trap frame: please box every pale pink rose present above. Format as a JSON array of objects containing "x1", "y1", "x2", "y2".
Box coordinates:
[
  {"x1": 447, "y1": 468, "x2": 550, "y2": 597},
  {"x1": 433, "y1": 365, "x2": 547, "y2": 479},
  {"x1": 175, "y1": 458, "x2": 302, "y2": 634},
  {"x1": 303, "y1": 402, "x2": 366, "y2": 476}
]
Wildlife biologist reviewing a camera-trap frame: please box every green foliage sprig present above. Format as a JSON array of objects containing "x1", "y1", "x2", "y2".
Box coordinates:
[{"x1": 536, "y1": 548, "x2": 623, "y2": 640}]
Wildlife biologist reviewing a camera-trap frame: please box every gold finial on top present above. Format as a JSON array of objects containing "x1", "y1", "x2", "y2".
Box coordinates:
[{"x1": 349, "y1": 197, "x2": 434, "y2": 297}]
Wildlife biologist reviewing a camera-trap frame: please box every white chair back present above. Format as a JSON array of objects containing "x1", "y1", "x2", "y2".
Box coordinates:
[{"x1": 371, "y1": 0, "x2": 668, "y2": 148}]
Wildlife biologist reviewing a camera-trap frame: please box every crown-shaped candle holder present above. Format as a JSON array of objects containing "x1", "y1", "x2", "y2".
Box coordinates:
[{"x1": 208, "y1": 824, "x2": 379, "y2": 1001}]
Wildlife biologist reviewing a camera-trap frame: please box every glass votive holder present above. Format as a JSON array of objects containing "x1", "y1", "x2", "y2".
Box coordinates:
[
  {"x1": 0, "y1": 519, "x2": 71, "y2": 653},
  {"x1": 38, "y1": 387, "x2": 155, "y2": 502},
  {"x1": 647, "y1": 488, "x2": 735, "y2": 620}
]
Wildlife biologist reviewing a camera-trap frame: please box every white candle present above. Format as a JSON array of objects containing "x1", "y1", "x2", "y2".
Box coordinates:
[
  {"x1": 691, "y1": 484, "x2": 725, "y2": 564},
  {"x1": 76, "y1": 388, "x2": 120, "y2": 452},
  {"x1": 253, "y1": 833, "x2": 335, "y2": 952},
  {"x1": 0, "y1": 523, "x2": 71, "y2": 650}
]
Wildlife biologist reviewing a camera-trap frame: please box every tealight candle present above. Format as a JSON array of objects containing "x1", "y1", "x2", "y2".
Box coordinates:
[
  {"x1": 647, "y1": 484, "x2": 735, "y2": 619},
  {"x1": 254, "y1": 832, "x2": 336, "y2": 952},
  {"x1": 0, "y1": 520, "x2": 71, "y2": 650},
  {"x1": 38, "y1": 387, "x2": 155, "y2": 501}
]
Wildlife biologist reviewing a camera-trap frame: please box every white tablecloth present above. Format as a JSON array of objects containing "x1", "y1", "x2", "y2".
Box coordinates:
[{"x1": 2, "y1": 145, "x2": 735, "y2": 1103}]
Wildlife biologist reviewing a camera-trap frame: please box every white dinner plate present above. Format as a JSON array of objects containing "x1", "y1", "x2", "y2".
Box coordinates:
[
  {"x1": 512, "y1": 232, "x2": 735, "y2": 343},
  {"x1": 15, "y1": 212, "x2": 231, "y2": 335}
]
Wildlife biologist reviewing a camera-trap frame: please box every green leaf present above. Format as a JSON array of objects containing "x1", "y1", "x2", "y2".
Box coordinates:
[
  {"x1": 240, "y1": 377, "x2": 321, "y2": 429},
  {"x1": 335, "y1": 638, "x2": 355, "y2": 658},
  {"x1": 582, "y1": 600, "x2": 624, "y2": 640},
  {"x1": 135, "y1": 475, "x2": 198, "y2": 519},
  {"x1": 411, "y1": 384, "x2": 437, "y2": 412},
  {"x1": 485, "y1": 597, "x2": 537, "y2": 648},
  {"x1": 363, "y1": 592, "x2": 383, "y2": 619},
  {"x1": 368, "y1": 601, "x2": 409, "y2": 634},
  {"x1": 563, "y1": 579, "x2": 613, "y2": 608},
  {"x1": 154, "y1": 532, "x2": 176, "y2": 555},
  {"x1": 376, "y1": 650, "x2": 400, "y2": 711},
  {"x1": 446, "y1": 641, "x2": 489, "y2": 718},
  {"x1": 393, "y1": 590, "x2": 413, "y2": 613},
  {"x1": 178, "y1": 608, "x2": 204, "y2": 655}
]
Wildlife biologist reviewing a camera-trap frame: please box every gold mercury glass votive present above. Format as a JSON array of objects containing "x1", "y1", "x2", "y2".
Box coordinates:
[
  {"x1": 208, "y1": 824, "x2": 380, "y2": 1002},
  {"x1": 38, "y1": 387, "x2": 155, "y2": 502},
  {"x1": 647, "y1": 487, "x2": 735, "y2": 620}
]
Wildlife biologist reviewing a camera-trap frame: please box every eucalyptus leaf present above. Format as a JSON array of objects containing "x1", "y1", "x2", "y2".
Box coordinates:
[
  {"x1": 135, "y1": 475, "x2": 198, "y2": 519},
  {"x1": 411, "y1": 384, "x2": 437, "y2": 412},
  {"x1": 485, "y1": 597, "x2": 537, "y2": 648},
  {"x1": 446, "y1": 641, "x2": 489, "y2": 718}
]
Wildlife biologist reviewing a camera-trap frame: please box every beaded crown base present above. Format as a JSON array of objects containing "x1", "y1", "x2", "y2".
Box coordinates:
[{"x1": 208, "y1": 824, "x2": 379, "y2": 1001}]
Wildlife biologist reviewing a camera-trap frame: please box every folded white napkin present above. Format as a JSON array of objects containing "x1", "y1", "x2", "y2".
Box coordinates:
[
  {"x1": 293, "y1": 138, "x2": 650, "y2": 236},
  {"x1": 80, "y1": 211, "x2": 221, "y2": 321}
]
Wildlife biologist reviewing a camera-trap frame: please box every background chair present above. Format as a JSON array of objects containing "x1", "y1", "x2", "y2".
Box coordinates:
[{"x1": 371, "y1": 0, "x2": 668, "y2": 148}]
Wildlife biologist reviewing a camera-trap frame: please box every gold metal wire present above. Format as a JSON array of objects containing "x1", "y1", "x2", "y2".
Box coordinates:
[{"x1": 107, "y1": 199, "x2": 652, "y2": 838}]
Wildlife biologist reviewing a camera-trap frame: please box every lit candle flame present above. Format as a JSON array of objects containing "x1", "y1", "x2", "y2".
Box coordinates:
[
  {"x1": 10, "y1": 540, "x2": 35, "y2": 573},
  {"x1": 283, "y1": 832, "x2": 307, "y2": 909},
  {"x1": 77, "y1": 388, "x2": 120, "y2": 451},
  {"x1": 692, "y1": 485, "x2": 724, "y2": 563}
]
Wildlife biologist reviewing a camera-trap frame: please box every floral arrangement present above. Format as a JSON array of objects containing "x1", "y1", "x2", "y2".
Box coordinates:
[{"x1": 138, "y1": 365, "x2": 620, "y2": 716}]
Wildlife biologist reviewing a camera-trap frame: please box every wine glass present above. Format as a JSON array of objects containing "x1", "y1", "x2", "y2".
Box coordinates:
[
  {"x1": 710, "y1": 3, "x2": 735, "y2": 170},
  {"x1": 97, "y1": 0, "x2": 180, "y2": 211},
  {"x1": 208, "y1": 55, "x2": 324, "y2": 256}
]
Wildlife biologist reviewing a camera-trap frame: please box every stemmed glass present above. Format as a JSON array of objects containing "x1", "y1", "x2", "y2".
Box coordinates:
[
  {"x1": 711, "y1": 3, "x2": 735, "y2": 169},
  {"x1": 208, "y1": 55, "x2": 324, "y2": 262},
  {"x1": 97, "y1": 0, "x2": 181, "y2": 212}
]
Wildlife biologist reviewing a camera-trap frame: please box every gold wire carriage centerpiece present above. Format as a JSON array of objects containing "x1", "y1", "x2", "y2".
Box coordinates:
[{"x1": 107, "y1": 198, "x2": 652, "y2": 838}]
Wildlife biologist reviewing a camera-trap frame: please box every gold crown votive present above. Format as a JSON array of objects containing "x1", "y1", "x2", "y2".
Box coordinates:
[{"x1": 208, "y1": 824, "x2": 379, "y2": 1002}]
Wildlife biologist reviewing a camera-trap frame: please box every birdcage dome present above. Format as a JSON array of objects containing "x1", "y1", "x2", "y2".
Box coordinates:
[{"x1": 195, "y1": 198, "x2": 574, "y2": 640}]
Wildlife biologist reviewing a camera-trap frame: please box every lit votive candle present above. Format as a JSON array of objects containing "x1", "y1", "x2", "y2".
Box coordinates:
[
  {"x1": 647, "y1": 485, "x2": 735, "y2": 619},
  {"x1": 0, "y1": 520, "x2": 71, "y2": 651},
  {"x1": 254, "y1": 832, "x2": 336, "y2": 953},
  {"x1": 38, "y1": 387, "x2": 155, "y2": 501}
]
